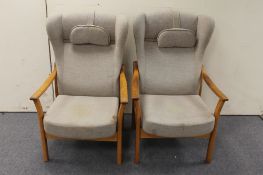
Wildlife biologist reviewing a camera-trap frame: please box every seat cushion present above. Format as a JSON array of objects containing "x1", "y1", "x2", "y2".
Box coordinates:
[
  {"x1": 44, "y1": 95, "x2": 119, "y2": 139},
  {"x1": 141, "y1": 95, "x2": 214, "y2": 137}
]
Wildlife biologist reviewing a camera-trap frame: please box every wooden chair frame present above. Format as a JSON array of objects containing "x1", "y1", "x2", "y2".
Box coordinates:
[
  {"x1": 132, "y1": 61, "x2": 228, "y2": 164},
  {"x1": 30, "y1": 64, "x2": 128, "y2": 165}
]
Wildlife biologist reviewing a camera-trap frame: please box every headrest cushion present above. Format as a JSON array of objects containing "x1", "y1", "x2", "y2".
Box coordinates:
[
  {"x1": 70, "y1": 25, "x2": 110, "y2": 45},
  {"x1": 157, "y1": 28, "x2": 196, "y2": 48}
]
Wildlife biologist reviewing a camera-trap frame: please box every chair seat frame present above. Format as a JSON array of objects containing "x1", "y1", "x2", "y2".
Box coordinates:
[
  {"x1": 30, "y1": 64, "x2": 128, "y2": 165},
  {"x1": 131, "y1": 61, "x2": 228, "y2": 164}
]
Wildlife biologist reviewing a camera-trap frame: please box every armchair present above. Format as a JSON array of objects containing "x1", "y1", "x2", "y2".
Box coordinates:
[
  {"x1": 30, "y1": 12, "x2": 128, "y2": 164},
  {"x1": 132, "y1": 10, "x2": 228, "y2": 163}
]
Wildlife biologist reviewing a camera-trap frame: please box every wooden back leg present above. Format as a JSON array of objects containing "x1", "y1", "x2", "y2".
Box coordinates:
[{"x1": 134, "y1": 100, "x2": 141, "y2": 164}]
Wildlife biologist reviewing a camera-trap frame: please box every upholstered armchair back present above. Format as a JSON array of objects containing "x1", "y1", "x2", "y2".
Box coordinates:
[
  {"x1": 46, "y1": 12, "x2": 128, "y2": 97},
  {"x1": 134, "y1": 10, "x2": 214, "y2": 95}
]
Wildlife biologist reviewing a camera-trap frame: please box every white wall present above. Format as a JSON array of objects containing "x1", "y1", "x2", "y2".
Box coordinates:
[
  {"x1": 1, "y1": 0, "x2": 263, "y2": 115},
  {"x1": 0, "y1": 0, "x2": 53, "y2": 111}
]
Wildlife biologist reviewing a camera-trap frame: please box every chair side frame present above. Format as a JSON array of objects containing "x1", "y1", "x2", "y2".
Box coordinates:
[
  {"x1": 30, "y1": 64, "x2": 128, "y2": 165},
  {"x1": 131, "y1": 61, "x2": 228, "y2": 164}
]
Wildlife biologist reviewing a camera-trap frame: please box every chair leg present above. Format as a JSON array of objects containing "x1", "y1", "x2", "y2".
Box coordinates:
[
  {"x1": 38, "y1": 117, "x2": 49, "y2": 161},
  {"x1": 134, "y1": 110, "x2": 141, "y2": 163},
  {"x1": 132, "y1": 101, "x2": 135, "y2": 129},
  {"x1": 206, "y1": 99, "x2": 226, "y2": 163},
  {"x1": 206, "y1": 124, "x2": 218, "y2": 163},
  {"x1": 38, "y1": 122, "x2": 49, "y2": 161},
  {"x1": 33, "y1": 99, "x2": 49, "y2": 161},
  {"x1": 134, "y1": 100, "x2": 141, "y2": 164},
  {"x1": 40, "y1": 134, "x2": 49, "y2": 162},
  {"x1": 116, "y1": 104, "x2": 125, "y2": 165},
  {"x1": 117, "y1": 135, "x2": 122, "y2": 165},
  {"x1": 134, "y1": 126, "x2": 141, "y2": 164}
]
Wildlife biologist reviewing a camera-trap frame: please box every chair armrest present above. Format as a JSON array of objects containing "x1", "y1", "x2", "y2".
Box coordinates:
[
  {"x1": 30, "y1": 66, "x2": 57, "y2": 100},
  {"x1": 202, "y1": 66, "x2": 228, "y2": 102},
  {"x1": 120, "y1": 64, "x2": 128, "y2": 104},
  {"x1": 132, "y1": 61, "x2": 140, "y2": 100}
]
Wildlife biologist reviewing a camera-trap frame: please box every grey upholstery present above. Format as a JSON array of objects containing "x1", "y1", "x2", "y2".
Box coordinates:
[
  {"x1": 44, "y1": 95, "x2": 119, "y2": 139},
  {"x1": 134, "y1": 10, "x2": 214, "y2": 95},
  {"x1": 157, "y1": 28, "x2": 196, "y2": 48},
  {"x1": 70, "y1": 25, "x2": 110, "y2": 45},
  {"x1": 45, "y1": 12, "x2": 128, "y2": 139},
  {"x1": 141, "y1": 95, "x2": 214, "y2": 137},
  {"x1": 46, "y1": 12, "x2": 128, "y2": 96},
  {"x1": 133, "y1": 10, "x2": 215, "y2": 137}
]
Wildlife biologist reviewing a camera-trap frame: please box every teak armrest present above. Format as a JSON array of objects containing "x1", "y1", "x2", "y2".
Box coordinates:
[
  {"x1": 202, "y1": 66, "x2": 228, "y2": 102},
  {"x1": 132, "y1": 61, "x2": 140, "y2": 100},
  {"x1": 30, "y1": 66, "x2": 57, "y2": 100},
  {"x1": 120, "y1": 64, "x2": 128, "y2": 104}
]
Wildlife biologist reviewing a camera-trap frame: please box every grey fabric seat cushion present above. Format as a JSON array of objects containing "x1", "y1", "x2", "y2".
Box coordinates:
[
  {"x1": 44, "y1": 95, "x2": 119, "y2": 139},
  {"x1": 141, "y1": 94, "x2": 214, "y2": 137}
]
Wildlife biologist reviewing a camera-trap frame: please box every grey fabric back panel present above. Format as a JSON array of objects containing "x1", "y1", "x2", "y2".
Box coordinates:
[
  {"x1": 46, "y1": 12, "x2": 128, "y2": 96},
  {"x1": 133, "y1": 10, "x2": 214, "y2": 95},
  {"x1": 62, "y1": 12, "x2": 116, "y2": 42}
]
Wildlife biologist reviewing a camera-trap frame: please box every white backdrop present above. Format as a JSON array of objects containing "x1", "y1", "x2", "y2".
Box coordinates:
[
  {"x1": 0, "y1": 0, "x2": 263, "y2": 115},
  {"x1": 0, "y1": 0, "x2": 53, "y2": 112}
]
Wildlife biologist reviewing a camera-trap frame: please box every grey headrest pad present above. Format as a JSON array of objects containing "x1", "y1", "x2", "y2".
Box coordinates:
[
  {"x1": 70, "y1": 25, "x2": 110, "y2": 45},
  {"x1": 157, "y1": 28, "x2": 196, "y2": 48}
]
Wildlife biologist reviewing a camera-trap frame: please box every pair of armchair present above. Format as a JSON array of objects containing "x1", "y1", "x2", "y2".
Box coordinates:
[{"x1": 30, "y1": 10, "x2": 228, "y2": 165}]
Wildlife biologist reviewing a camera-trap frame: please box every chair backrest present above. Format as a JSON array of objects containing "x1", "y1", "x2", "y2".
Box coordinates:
[
  {"x1": 46, "y1": 12, "x2": 128, "y2": 97},
  {"x1": 133, "y1": 10, "x2": 214, "y2": 95}
]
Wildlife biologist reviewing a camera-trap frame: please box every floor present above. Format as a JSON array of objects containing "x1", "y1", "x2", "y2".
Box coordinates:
[{"x1": 0, "y1": 113, "x2": 262, "y2": 175}]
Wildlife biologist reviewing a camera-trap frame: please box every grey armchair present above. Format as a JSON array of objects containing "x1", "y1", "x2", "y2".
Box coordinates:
[
  {"x1": 132, "y1": 10, "x2": 228, "y2": 163},
  {"x1": 30, "y1": 12, "x2": 128, "y2": 164}
]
